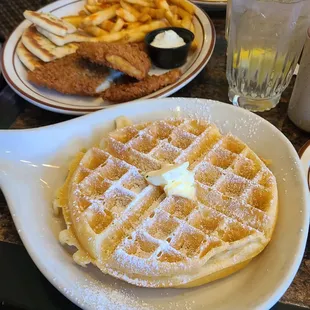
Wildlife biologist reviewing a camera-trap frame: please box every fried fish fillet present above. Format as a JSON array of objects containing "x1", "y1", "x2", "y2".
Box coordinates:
[
  {"x1": 102, "y1": 69, "x2": 182, "y2": 103},
  {"x1": 28, "y1": 54, "x2": 114, "y2": 96},
  {"x1": 77, "y1": 42, "x2": 151, "y2": 80}
]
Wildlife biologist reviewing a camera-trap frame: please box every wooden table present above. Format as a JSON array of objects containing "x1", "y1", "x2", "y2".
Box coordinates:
[{"x1": 0, "y1": 4, "x2": 309, "y2": 309}]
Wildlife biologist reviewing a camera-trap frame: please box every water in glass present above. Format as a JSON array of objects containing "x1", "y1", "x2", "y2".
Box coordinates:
[{"x1": 226, "y1": 0, "x2": 310, "y2": 111}]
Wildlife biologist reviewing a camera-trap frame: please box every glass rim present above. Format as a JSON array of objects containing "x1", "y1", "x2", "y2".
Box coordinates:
[{"x1": 256, "y1": 0, "x2": 307, "y2": 3}]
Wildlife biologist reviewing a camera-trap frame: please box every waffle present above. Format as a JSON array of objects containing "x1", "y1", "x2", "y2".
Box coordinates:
[{"x1": 55, "y1": 118, "x2": 278, "y2": 288}]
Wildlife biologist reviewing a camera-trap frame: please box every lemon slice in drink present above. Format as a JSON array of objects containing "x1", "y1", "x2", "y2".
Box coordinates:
[{"x1": 233, "y1": 48, "x2": 292, "y2": 85}]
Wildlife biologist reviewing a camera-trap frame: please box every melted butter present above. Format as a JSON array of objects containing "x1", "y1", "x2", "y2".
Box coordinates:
[{"x1": 145, "y1": 162, "x2": 196, "y2": 200}]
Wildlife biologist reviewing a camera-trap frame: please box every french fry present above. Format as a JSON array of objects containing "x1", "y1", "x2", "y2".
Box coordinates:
[
  {"x1": 191, "y1": 39, "x2": 198, "y2": 50},
  {"x1": 138, "y1": 13, "x2": 151, "y2": 22},
  {"x1": 122, "y1": 31, "x2": 145, "y2": 42},
  {"x1": 170, "y1": 5, "x2": 191, "y2": 19},
  {"x1": 99, "y1": 3, "x2": 113, "y2": 8},
  {"x1": 62, "y1": 15, "x2": 84, "y2": 27},
  {"x1": 116, "y1": 8, "x2": 137, "y2": 22},
  {"x1": 155, "y1": 0, "x2": 180, "y2": 26},
  {"x1": 99, "y1": 0, "x2": 120, "y2": 3},
  {"x1": 164, "y1": 10, "x2": 181, "y2": 27},
  {"x1": 168, "y1": 0, "x2": 195, "y2": 15},
  {"x1": 132, "y1": 3, "x2": 143, "y2": 10},
  {"x1": 120, "y1": 0, "x2": 140, "y2": 18},
  {"x1": 60, "y1": 0, "x2": 197, "y2": 49},
  {"x1": 126, "y1": 21, "x2": 142, "y2": 29},
  {"x1": 124, "y1": 0, "x2": 155, "y2": 8},
  {"x1": 85, "y1": 4, "x2": 102, "y2": 13},
  {"x1": 87, "y1": 0, "x2": 99, "y2": 5},
  {"x1": 84, "y1": 25, "x2": 109, "y2": 36},
  {"x1": 142, "y1": 7, "x2": 165, "y2": 19},
  {"x1": 128, "y1": 19, "x2": 166, "y2": 33},
  {"x1": 155, "y1": 0, "x2": 169, "y2": 10},
  {"x1": 190, "y1": 21, "x2": 198, "y2": 50},
  {"x1": 169, "y1": 4, "x2": 177, "y2": 13},
  {"x1": 82, "y1": 4, "x2": 119, "y2": 26},
  {"x1": 181, "y1": 14, "x2": 191, "y2": 29},
  {"x1": 111, "y1": 17, "x2": 125, "y2": 32},
  {"x1": 190, "y1": 22, "x2": 195, "y2": 36},
  {"x1": 78, "y1": 10, "x2": 89, "y2": 16},
  {"x1": 99, "y1": 20, "x2": 115, "y2": 31},
  {"x1": 93, "y1": 30, "x2": 128, "y2": 42}
]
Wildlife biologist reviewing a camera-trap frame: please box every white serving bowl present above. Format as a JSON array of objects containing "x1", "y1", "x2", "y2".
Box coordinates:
[{"x1": 0, "y1": 98, "x2": 308, "y2": 310}]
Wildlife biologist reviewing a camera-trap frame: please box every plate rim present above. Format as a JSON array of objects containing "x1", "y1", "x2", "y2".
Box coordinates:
[
  {"x1": 192, "y1": 0, "x2": 226, "y2": 8},
  {"x1": 298, "y1": 139, "x2": 310, "y2": 158},
  {"x1": 0, "y1": 0, "x2": 216, "y2": 115},
  {"x1": 298, "y1": 139, "x2": 310, "y2": 191},
  {"x1": 0, "y1": 97, "x2": 309, "y2": 310}
]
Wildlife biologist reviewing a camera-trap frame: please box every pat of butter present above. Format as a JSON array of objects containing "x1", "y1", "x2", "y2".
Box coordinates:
[{"x1": 145, "y1": 162, "x2": 196, "y2": 200}]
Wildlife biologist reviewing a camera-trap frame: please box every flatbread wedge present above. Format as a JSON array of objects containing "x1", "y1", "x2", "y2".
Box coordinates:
[
  {"x1": 16, "y1": 41, "x2": 43, "y2": 71},
  {"x1": 36, "y1": 26, "x2": 91, "y2": 46},
  {"x1": 23, "y1": 10, "x2": 76, "y2": 37},
  {"x1": 21, "y1": 26, "x2": 78, "y2": 62}
]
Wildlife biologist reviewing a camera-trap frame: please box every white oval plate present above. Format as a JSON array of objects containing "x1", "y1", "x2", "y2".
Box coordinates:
[
  {"x1": 0, "y1": 98, "x2": 309, "y2": 310},
  {"x1": 0, "y1": 0, "x2": 215, "y2": 115}
]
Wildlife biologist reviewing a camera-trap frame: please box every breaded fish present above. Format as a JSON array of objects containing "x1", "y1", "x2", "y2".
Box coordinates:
[
  {"x1": 102, "y1": 69, "x2": 182, "y2": 103},
  {"x1": 77, "y1": 42, "x2": 151, "y2": 80},
  {"x1": 28, "y1": 54, "x2": 115, "y2": 96}
]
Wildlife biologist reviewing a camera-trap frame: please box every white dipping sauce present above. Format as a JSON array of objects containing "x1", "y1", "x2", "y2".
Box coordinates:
[{"x1": 150, "y1": 30, "x2": 186, "y2": 48}]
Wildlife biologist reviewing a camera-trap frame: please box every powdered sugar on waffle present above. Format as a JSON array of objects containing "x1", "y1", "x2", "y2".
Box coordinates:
[{"x1": 57, "y1": 116, "x2": 277, "y2": 288}]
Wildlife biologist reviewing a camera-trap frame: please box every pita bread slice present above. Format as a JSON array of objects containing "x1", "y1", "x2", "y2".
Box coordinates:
[
  {"x1": 23, "y1": 10, "x2": 76, "y2": 37},
  {"x1": 21, "y1": 26, "x2": 78, "y2": 62},
  {"x1": 36, "y1": 26, "x2": 91, "y2": 46},
  {"x1": 16, "y1": 41, "x2": 43, "y2": 71}
]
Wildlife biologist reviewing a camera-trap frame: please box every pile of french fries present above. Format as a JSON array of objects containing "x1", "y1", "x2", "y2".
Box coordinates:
[{"x1": 62, "y1": 0, "x2": 197, "y2": 48}]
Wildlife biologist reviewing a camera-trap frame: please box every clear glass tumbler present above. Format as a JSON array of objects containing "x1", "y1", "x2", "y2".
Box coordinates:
[
  {"x1": 226, "y1": 0, "x2": 310, "y2": 112},
  {"x1": 225, "y1": 0, "x2": 232, "y2": 41}
]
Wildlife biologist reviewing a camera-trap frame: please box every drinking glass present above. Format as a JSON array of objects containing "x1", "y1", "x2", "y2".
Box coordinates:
[
  {"x1": 225, "y1": 0, "x2": 231, "y2": 41},
  {"x1": 226, "y1": 0, "x2": 310, "y2": 112}
]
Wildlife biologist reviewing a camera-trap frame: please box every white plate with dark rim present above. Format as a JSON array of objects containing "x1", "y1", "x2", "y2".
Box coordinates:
[
  {"x1": 299, "y1": 140, "x2": 310, "y2": 191},
  {"x1": 0, "y1": 98, "x2": 309, "y2": 310},
  {"x1": 0, "y1": 0, "x2": 215, "y2": 115}
]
